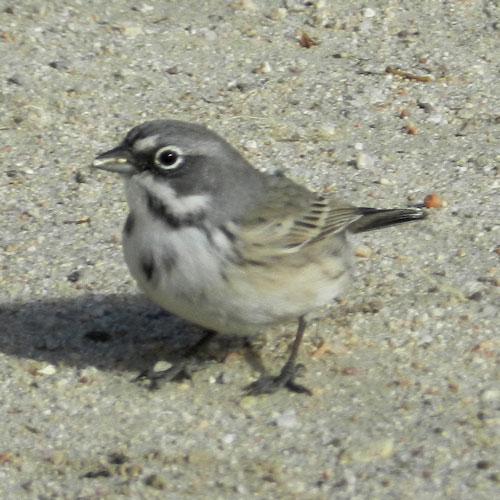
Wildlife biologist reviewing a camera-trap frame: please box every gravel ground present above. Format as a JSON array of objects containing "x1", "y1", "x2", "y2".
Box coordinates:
[{"x1": 1, "y1": 1, "x2": 498, "y2": 498}]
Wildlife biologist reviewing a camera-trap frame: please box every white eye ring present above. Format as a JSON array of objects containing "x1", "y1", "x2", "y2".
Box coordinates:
[{"x1": 154, "y1": 146, "x2": 184, "y2": 170}]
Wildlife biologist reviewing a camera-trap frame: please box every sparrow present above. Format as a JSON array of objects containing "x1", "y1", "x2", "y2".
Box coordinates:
[{"x1": 93, "y1": 119, "x2": 426, "y2": 395}]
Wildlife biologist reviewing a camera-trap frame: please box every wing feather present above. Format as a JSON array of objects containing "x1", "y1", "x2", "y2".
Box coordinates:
[{"x1": 237, "y1": 174, "x2": 362, "y2": 254}]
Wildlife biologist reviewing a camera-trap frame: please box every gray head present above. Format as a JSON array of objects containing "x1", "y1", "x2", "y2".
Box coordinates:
[{"x1": 93, "y1": 120, "x2": 265, "y2": 223}]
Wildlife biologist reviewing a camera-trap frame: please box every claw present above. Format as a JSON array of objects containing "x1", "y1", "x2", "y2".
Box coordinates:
[{"x1": 244, "y1": 362, "x2": 312, "y2": 396}]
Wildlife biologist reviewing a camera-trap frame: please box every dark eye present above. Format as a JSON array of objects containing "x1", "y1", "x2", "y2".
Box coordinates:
[{"x1": 154, "y1": 146, "x2": 183, "y2": 170}]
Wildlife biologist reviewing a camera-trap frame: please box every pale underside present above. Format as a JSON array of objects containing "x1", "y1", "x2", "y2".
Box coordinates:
[{"x1": 122, "y1": 173, "x2": 359, "y2": 335}]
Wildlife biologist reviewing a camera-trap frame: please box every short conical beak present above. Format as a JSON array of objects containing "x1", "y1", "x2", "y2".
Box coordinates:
[{"x1": 92, "y1": 145, "x2": 136, "y2": 175}]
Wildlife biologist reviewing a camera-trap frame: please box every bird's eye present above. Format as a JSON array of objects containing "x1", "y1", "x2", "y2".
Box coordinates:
[{"x1": 154, "y1": 146, "x2": 184, "y2": 170}]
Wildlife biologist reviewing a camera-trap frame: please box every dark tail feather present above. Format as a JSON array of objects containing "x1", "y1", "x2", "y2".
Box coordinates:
[{"x1": 349, "y1": 207, "x2": 426, "y2": 234}]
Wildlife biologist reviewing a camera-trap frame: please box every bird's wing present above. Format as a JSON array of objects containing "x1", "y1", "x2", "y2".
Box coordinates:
[{"x1": 238, "y1": 173, "x2": 363, "y2": 253}]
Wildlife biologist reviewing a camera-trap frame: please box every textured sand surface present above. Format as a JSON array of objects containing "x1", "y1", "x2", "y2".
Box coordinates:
[{"x1": 1, "y1": 1, "x2": 498, "y2": 498}]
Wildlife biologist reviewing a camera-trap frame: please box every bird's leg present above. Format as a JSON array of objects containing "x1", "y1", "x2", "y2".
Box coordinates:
[
  {"x1": 134, "y1": 329, "x2": 217, "y2": 390},
  {"x1": 244, "y1": 316, "x2": 312, "y2": 396}
]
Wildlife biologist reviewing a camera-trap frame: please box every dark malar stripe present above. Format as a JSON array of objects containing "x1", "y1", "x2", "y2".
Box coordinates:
[
  {"x1": 141, "y1": 256, "x2": 155, "y2": 281},
  {"x1": 146, "y1": 192, "x2": 205, "y2": 228},
  {"x1": 219, "y1": 224, "x2": 236, "y2": 242}
]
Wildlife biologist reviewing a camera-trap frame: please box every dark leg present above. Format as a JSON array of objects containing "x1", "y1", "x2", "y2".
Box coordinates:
[
  {"x1": 244, "y1": 316, "x2": 312, "y2": 396},
  {"x1": 134, "y1": 330, "x2": 217, "y2": 390}
]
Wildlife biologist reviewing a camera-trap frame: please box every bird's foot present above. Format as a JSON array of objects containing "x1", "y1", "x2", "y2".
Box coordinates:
[{"x1": 244, "y1": 362, "x2": 312, "y2": 396}]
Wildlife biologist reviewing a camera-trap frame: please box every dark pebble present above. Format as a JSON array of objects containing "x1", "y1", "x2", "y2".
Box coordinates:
[{"x1": 67, "y1": 270, "x2": 81, "y2": 282}]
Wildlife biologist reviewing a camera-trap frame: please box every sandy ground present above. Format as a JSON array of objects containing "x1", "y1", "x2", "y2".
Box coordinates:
[{"x1": 1, "y1": 1, "x2": 498, "y2": 498}]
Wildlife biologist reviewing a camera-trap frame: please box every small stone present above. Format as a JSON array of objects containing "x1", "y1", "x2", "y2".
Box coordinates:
[
  {"x1": 48, "y1": 451, "x2": 67, "y2": 466},
  {"x1": 269, "y1": 8, "x2": 287, "y2": 20},
  {"x1": 67, "y1": 270, "x2": 81, "y2": 283},
  {"x1": 242, "y1": 139, "x2": 258, "y2": 151},
  {"x1": 467, "y1": 291, "x2": 482, "y2": 301},
  {"x1": 253, "y1": 61, "x2": 272, "y2": 74},
  {"x1": 144, "y1": 474, "x2": 167, "y2": 490},
  {"x1": 476, "y1": 460, "x2": 491, "y2": 470},
  {"x1": 427, "y1": 113, "x2": 444, "y2": 124},
  {"x1": 418, "y1": 100, "x2": 435, "y2": 113},
  {"x1": 379, "y1": 177, "x2": 393, "y2": 186},
  {"x1": 153, "y1": 360, "x2": 172, "y2": 373},
  {"x1": 136, "y1": 4, "x2": 154, "y2": 13},
  {"x1": 38, "y1": 364, "x2": 57, "y2": 376},
  {"x1": 298, "y1": 31, "x2": 318, "y2": 48},
  {"x1": 481, "y1": 389, "x2": 500, "y2": 403},
  {"x1": 317, "y1": 123, "x2": 336, "y2": 139},
  {"x1": 345, "y1": 439, "x2": 394, "y2": 463},
  {"x1": 403, "y1": 123, "x2": 419, "y2": 135},
  {"x1": 216, "y1": 372, "x2": 228, "y2": 384},
  {"x1": 232, "y1": 0, "x2": 257, "y2": 11},
  {"x1": 7, "y1": 74, "x2": 23, "y2": 85},
  {"x1": 424, "y1": 193, "x2": 444, "y2": 208},
  {"x1": 227, "y1": 79, "x2": 250, "y2": 92},
  {"x1": 355, "y1": 245, "x2": 372, "y2": 258},
  {"x1": 200, "y1": 28, "x2": 217, "y2": 42},
  {"x1": 74, "y1": 171, "x2": 86, "y2": 183},
  {"x1": 48, "y1": 60, "x2": 70, "y2": 70},
  {"x1": 222, "y1": 433, "x2": 236, "y2": 445},
  {"x1": 284, "y1": 0, "x2": 308, "y2": 12},
  {"x1": 363, "y1": 7, "x2": 376, "y2": 18},
  {"x1": 120, "y1": 23, "x2": 143, "y2": 38},
  {"x1": 356, "y1": 152, "x2": 375, "y2": 169}
]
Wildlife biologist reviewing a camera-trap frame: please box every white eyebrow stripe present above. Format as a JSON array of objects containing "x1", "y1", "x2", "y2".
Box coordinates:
[{"x1": 133, "y1": 135, "x2": 160, "y2": 152}]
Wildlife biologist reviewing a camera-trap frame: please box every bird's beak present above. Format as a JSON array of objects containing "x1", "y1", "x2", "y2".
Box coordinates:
[{"x1": 92, "y1": 145, "x2": 136, "y2": 175}]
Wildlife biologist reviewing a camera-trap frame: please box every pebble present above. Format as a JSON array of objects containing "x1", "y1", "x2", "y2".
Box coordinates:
[
  {"x1": 356, "y1": 152, "x2": 375, "y2": 169},
  {"x1": 120, "y1": 23, "x2": 143, "y2": 38},
  {"x1": 481, "y1": 389, "x2": 500, "y2": 403},
  {"x1": 363, "y1": 7, "x2": 376, "y2": 18},
  {"x1": 344, "y1": 438, "x2": 395, "y2": 463},
  {"x1": 144, "y1": 474, "x2": 167, "y2": 490},
  {"x1": 153, "y1": 360, "x2": 172, "y2": 373},
  {"x1": 38, "y1": 364, "x2": 57, "y2": 376},
  {"x1": 253, "y1": 61, "x2": 272, "y2": 74},
  {"x1": 234, "y1": 0, "x2": 257, "y2": 11},
  {"x1": 355, "y1": 245, "x2": 373, "y2": 258},
  {"x1": 136, "y1": 4, "x2": 154, "y2": 13},
  {"x1": 222, "y1": 433, "x2": 236, "y2": 445},
  {"x1": 316, "y1": 123, "x2": 337, "y2": 139},
  {"x1": 242, "y1": 139, "x2": 258, "y2": 151},
  {"x1": 379, "y1": 177, "x2": 393, "y2": 186},
  {"x1": 427, "y1": 113, "x2": 445, "y2": 124},
  {"x1": 269, "y1": 8, "x2": 287, "y2": 20}
]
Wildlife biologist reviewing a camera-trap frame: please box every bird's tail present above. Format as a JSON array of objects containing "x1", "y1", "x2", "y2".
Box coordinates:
[{"x1": 349, "y1": 207, "x2": 426, "y2": 234}]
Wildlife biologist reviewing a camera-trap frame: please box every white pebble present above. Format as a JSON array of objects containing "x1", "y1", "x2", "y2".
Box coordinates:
[
  {"x1": 363, "y1": 7, "x2": 376, "y2": 18},
  {"x1": 243, "y1": 140, "x2": 258, "y2": 151},
  {"x1": 356, "y1": 152, "x2": 375, "y2": 169},
  {"x1": 481, "y1": 389, "x2": 500, "y2": 403},
  {"x1": 379, "y1": 177, "x2": 393, "y2": 185},
  {"x1": 153, "y1": 360, "x2": 172, "y2": 373},
  {"x1": 39, "y1": 364, "x2": 57, "y2": 375},
  {"x1": 222, "y1": 433, "x2": 236, "y2": 444}
]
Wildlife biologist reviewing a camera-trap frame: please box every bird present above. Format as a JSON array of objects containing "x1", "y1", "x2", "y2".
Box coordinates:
[{"x1": 93, "y1": 119, "x2": 426, "y2": 395}]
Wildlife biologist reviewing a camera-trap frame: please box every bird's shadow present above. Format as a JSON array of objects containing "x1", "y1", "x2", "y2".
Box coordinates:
[{"x1": 0, "y1": 293, "x2": 258, "y2": 375}]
